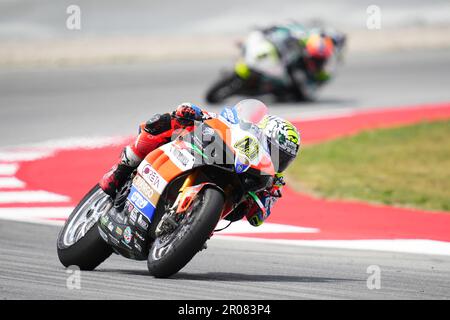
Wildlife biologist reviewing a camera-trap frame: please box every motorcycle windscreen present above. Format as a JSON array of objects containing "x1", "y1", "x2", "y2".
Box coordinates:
[{"x1": 234, "y1": 99, "x2": 268, "y2": 124}]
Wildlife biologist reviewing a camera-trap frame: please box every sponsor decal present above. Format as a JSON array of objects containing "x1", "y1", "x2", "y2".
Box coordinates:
[
  {"x1": 134, "y1": 231, "x2": 145, "y2": 242},
  {"x1": 115, "y1": 226, "x2": 123, "y2": 236},
  {"x1": 282, "y1": 138, "x2": 299, "y2": 156},
  {"x1": 132, "y1": 208, "x2": 141, "y2": 219},
  {"x1": 132, "y1": 175, "x2": 154, "y2": 200},
  {"x1": 100, "y1": 215, "x2": 109, "y2": 226},
  {"x1": 167, "y1": 144, "x2": 195, "y2": 170},
  {"x1": 123, "y1": 226, "x2": 133, "y2": 244},
  {"x1": 129, "y1": 209, "x2": 137, "y2": 224},
  {"x1": 220, "y1": 107, "x2": 238, "y2": 124},
  {"x1": 130, "y1": 190, "x2": 149, "y2": 210},
  {"x1": 134, "y1": 241, "x2": 142, "y2": 252},
  {"x1": 234, "y1": 157, "x2": 250, "y2": 173},
  {"x1": 127, "y1": 186, "x2": 156, "y2": 221},
  {"x1": 107, "y1": 222, "x2": 114, "y2": 232},
  {"x1": 115, "y1": 212, "x2": 125, "y2": 224},
  {"x1": 141, "y1": 164, "x2": 164, "y2": 192},
  {"x1": 234, "y1": 136, "x2": 259, "y2": 161},
  {"x1": 137, "y1": 214, "x2": 149, "y2": 230}
]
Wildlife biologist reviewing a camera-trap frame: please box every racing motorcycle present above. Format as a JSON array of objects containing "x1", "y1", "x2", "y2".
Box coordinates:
[
  {"x1": 205, "y1": 29, "x2": 345, "y2": 104},
  {"x1": 57, "y1": 106, "x2": 275, "y2": 278}
]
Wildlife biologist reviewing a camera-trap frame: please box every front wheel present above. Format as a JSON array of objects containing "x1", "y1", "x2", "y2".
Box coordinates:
[
  {"x1": 205, "y1": 72, "x2": 244, "y2": 104},
  {"x1": 147, "y1": 187, "x2": 224, "y2": 278},
  {"x1": 57, "y1": 185, "x2": 113, "y2": 270}
]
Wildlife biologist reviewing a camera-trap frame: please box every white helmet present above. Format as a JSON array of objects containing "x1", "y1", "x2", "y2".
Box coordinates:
[{"x1": 258, "y1": 115, "x2": 301, "y2": 172}]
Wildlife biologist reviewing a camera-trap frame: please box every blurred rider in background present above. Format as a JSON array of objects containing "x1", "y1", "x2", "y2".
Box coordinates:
[{"x1": 254, "y1": 22, "x2": 346, "y2": 100}]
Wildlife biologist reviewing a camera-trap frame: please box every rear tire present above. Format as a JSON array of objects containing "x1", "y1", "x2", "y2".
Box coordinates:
[
  {"x1": 147, "y1": 187, "x2": 224, "y2": 278},
  {"x1": 57, "y1": 185, "x2": 113, "y2": 270}
]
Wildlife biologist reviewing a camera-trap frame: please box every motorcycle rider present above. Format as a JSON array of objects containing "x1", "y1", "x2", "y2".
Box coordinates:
[
  {"x1": 99, "y1": 101, "x2": 300, "y2": 227},
  {"x1": 258, "y1": 22, "x2": 346, "y2": 100}
]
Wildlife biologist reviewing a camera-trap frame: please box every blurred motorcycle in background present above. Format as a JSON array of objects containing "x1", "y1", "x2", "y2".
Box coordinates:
[{"x1": 206, "y1": 23, "x2": 346, "y2": 103}]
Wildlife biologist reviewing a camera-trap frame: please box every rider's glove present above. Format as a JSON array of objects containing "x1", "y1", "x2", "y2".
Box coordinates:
[
  {"x1": 172, "y1": 103, "x2": 204, "y2": 126},
  {"x1": 246, "y1": 190, "x2": 277, "y2": 227},
  {"x1": 270, "y1": 173, "x2": 285, "y2": 198},
  {"x1": 315, "y1": 70, "x2": 331, "y2": 83},
  {"x1": 246, "y1": 173, "x2": 285, "y2": 226}
]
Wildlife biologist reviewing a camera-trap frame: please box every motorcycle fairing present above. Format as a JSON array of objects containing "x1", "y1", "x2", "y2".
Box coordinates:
[
  {"x1": 98, "y1": 202, "x2": 149, "y2": 261},
  {"x1": 243, "y1": 30, "x2": 286, "y2": 81},
  {"x1": 126, "y1": 110, "x2": 274, "y2": 226}
]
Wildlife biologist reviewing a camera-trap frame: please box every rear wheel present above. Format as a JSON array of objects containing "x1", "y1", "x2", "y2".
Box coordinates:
[
  {"x1": 57, "y1": 185, "x2": 113, "y2": 270},
  {"x1": 147, "y1": 187, "x2": 224, "y2": 278}
]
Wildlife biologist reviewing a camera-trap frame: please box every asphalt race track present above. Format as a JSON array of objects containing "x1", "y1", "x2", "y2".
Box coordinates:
[
  {"x1": 2, "y1": 220, "x2": 450, "y2": 299},
  {"x1": 1, "y1": 49, "x2": 450, "y2": 299}
]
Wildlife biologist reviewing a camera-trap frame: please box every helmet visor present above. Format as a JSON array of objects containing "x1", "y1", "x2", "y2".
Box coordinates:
[{"x1": 268, "y1": 140, "x2": 297, "y2": 172}]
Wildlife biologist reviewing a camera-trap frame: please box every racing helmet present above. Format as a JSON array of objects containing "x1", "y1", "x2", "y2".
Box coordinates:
[
  {"x1": 258, "y1": 115, "x2": 300, "y2": 172},
  {"x1": 304, "y1": 33, "x2": 334, "y2": 71}
]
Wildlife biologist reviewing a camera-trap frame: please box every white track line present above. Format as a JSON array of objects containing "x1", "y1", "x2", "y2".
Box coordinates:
[
  {"x1": 0, "y1": 177, "x2": 25, "y2": 188},
  {"x1": 0, "y1": 163, "x2": 19, "y2": 175},
  {"x1": 0, "y1": 207, "x2": 72, "y2": 226},
  {"x1": 216, "y1": 220, "x2": 318, "y2": 234},
  {"x1": 216, "y1": 236, "x2": 450, "y2": 256},
  {"x1": 2, "y1": 136, "x2": 130, "y2": 151},
  {"x1": 0, "y1": 191, "x2": 70, "y2": 203},
  {"x1": 0, "y1": 151, "x2": 53, "y2": 162}
]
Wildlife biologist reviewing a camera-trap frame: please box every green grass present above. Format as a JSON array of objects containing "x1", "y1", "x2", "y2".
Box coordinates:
[{"x1": 286, "y1": 120, "x2": 450, "y2": 212}]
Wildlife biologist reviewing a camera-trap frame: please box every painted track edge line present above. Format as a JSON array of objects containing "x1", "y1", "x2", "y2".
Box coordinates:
[{"x1": 215, "y1": 235, "x2": 450, "y2": 256}]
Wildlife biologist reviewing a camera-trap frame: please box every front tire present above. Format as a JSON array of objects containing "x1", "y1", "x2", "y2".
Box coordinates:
[
  {"x1": 205, "y1": 72, "x2": 244, "y2": 104},
  {"x1": 147, "y1": 187, "x2": 224, "y2": 278},
  {"x1": 57, "y1": 185, "x2": 113, "y2": 270}
]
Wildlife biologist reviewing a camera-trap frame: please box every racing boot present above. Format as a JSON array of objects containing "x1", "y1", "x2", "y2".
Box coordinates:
[
  {"x1": 99, "y1": 163, "x2": 134, "y2": 198},
  {"x1": 99, "y1": 146, "x2": 142, "y2": 198}
]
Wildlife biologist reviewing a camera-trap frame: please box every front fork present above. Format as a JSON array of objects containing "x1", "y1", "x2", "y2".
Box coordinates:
[
  {"x1": 155, "y1": 170, "x2": 199, "y2": 236},
  {"x1": 171, "y1": 169, "x2": 200, "y2": 212}
]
